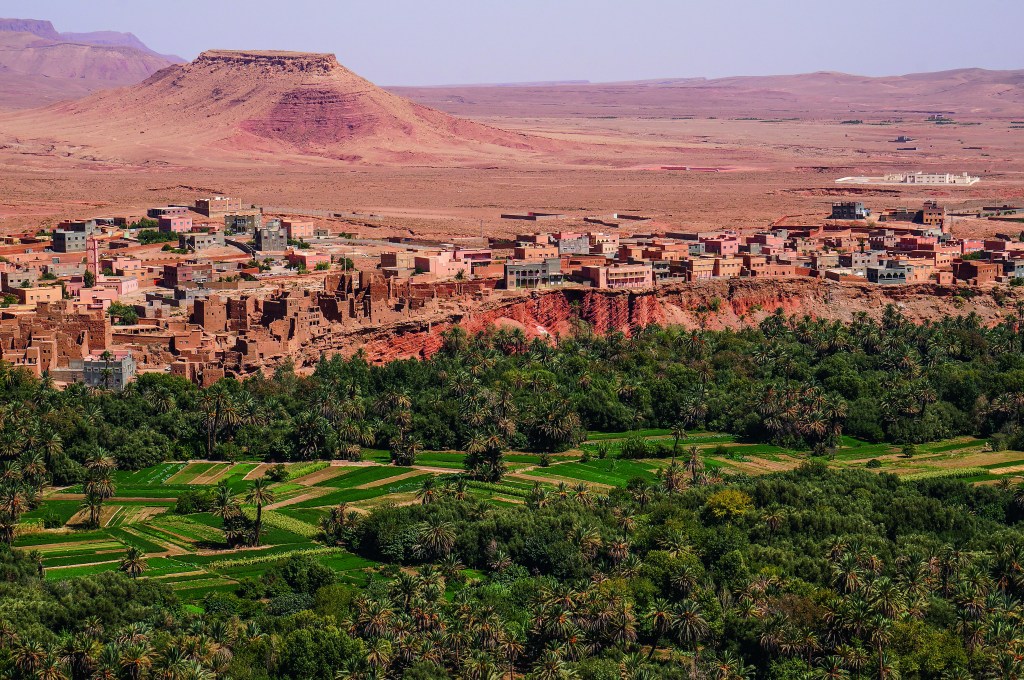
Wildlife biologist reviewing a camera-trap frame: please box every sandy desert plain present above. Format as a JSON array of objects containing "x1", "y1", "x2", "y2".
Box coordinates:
[{"x1": 1, "y1": 60, "x2": 1024, "y2": 242}]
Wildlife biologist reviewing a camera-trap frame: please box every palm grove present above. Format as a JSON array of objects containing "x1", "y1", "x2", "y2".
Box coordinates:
[{"x1": 0, "y1": 306, "x2": 1023, "y2": 677}]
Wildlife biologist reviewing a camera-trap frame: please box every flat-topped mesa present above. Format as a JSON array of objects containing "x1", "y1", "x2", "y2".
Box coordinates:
[
  {"x1": 0, "y1": 18, "x2": 61, "y2": 39},
  {"x1": 193, "y1": 50, "x2": 343, "y2": 75}
]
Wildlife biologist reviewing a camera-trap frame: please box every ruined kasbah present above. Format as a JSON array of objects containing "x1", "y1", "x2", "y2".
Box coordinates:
[{"x1": 4, "y1": 195, "x2": 1024, "y2": 389}]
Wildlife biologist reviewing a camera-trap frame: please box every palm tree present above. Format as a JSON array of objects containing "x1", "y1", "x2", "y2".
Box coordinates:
[
  {"x1": 607, "y1": 538, "x2": 631, "y2": 565},
  {"x1": 763, "y1": 508, "x2": 785, "y2": 543},
  {"x1": 571, "y1": 482, "x2": 593, "y2": 507},
  {"x1": 35, "y1": 654, "x2": 69, "y2": 680},
  {"x1": 416, "y1": 477, "x2": 440, "y2": 505},
  {"x1": 570, "y1": 524, "x2": 602, "y2": 563},
  {"x1": 20, "y1": 451, "x2": 47, "y2": 491},
  {"x1": 685, "y1": 445, "x2": 705, "y2": 483},
  {"x1": 245, "y1": 477, "x2": 275, "y2": 547},
  {"x1": 83, "y1": 449, "x2": 115, "y2": 474},
  {"x1": 119, "y1": 546, "x2": 147, "y2": 579},
  {"x1": 671, "y1": 422, "x2": 687, "y2": 453},
  {"x1": 365, "y1": 638, "x2": 393, "y2": 672},
  {"x1": 211, "y1": 481, "x2": 238, "y2": 524},
  {"x1": 662, "y1": 458, "x2": 684, "y2": 493},
  {"x1": 13, "y1": 639, "x2": 46, "y2": 676},
  {"x1": 614, "y1": 508, "x2": 638, "y2": 535},
  {"x1": 83, "y1": 469, "x2": 115, "y2": 528},
  {"x1": 99, "y1": 350, "x2": 115, "y2": 390},
  {"x1": 448, "y1": 476, "x2": 469, "y2": 501},
  {"x1": 672, "y1": 599, "x2": 710, "y2": 675},
  {"x1": 390, "y1": 434, "x2": 423, "y2": 467},
  {"x1": 320, "y1": 503, "x2": 357, "y2": 547},
  {"x1": 119, "y1": 642, "x2": 154, "y2": 680},
  {"x1": 644, "y1": 598, "x2": 673, "y2": 658},
  {"x1": 529, "y1": 649, "x2": 577, "y2": 680},
  {"x1": 416, "y1": 518, "x2": 457, "y2": 559},
  {"x1": 199, "y1": 387, "x2": 231, "y2": 458},
  {"x1": 0, "y1": 484, "x2": 28, "y2": 544}
]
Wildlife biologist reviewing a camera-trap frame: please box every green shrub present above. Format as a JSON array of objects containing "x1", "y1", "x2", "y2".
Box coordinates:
[
  {"x1": 175, "y1": 489, "x2": 213, "y2": 514},
  {"x1": 266, "y1": 463, "x2": 289, "y2": 482}
]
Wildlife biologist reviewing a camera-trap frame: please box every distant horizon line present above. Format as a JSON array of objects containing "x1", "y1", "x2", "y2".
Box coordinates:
[{"x1": 378, "y1": 65, "x2": 1018, "y2": 89}]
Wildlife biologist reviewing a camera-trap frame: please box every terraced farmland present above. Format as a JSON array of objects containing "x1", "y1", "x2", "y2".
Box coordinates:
[{"x1": 14, "y1": 431, "x2": 1024, "y2": 602}]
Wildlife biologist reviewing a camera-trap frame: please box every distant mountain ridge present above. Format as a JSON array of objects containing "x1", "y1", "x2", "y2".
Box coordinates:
[
  {"x1": 60, "y1": 30, "x2": 185, "y2": 63},
  {"x1": 0, "y1": 18, "x2": 183, "y2": 109},
  {"x1": 388, "y1": 67, "x2": 1024, "y2": 119},
  {"x1": 0, "y1": 18, "x2": 183, "y2": 60}
]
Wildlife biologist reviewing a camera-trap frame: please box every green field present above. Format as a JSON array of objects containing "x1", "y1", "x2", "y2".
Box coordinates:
[
  {"x1": 522, "y1": 459, "x2": 658, "y2": 485},
  {"x1": 312, "y1": 466, "x2": 414, "y2": 488},
  {"x1": 18, "y1": 432, "x2": 1024, "y2": 599}
]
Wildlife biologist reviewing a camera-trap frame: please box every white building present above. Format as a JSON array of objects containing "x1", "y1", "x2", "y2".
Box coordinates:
[
  {"x1": 884, "y1": 172, "x2": 980, "y2": 186},
  {"x1": 837, "y1": 172, "x2": 980, "y2": 186}
]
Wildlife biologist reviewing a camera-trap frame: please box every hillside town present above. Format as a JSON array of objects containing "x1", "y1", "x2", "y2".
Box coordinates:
[{"x1": 2, "y1": 195, "x2": 1023, "y2": 389}]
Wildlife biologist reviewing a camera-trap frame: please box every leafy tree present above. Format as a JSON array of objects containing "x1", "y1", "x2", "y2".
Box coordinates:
[{"x1": 106, "y1": 302, "x2": 139, "y2": 326}]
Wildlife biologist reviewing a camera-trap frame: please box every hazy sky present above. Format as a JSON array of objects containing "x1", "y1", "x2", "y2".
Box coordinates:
[{"x1": 7, "y1": 0, "x2": 1023, "y2": 85}]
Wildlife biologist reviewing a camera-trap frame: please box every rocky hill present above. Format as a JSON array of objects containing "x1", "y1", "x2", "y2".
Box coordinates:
[
  {"x1": 0, "y1": 18, "x2": 180, "y2": 109},
  {"x1": 0, "y1": 49, "x2": 567, "y2": 166}
]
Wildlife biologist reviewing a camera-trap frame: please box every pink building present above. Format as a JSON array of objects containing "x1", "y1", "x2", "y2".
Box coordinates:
[
  {"x1": 713, "y1": 256, "x2": 743, "y2": 278},
  {"x1": 283, "y1": 220, "x2": 315, "y2": 241},
  {"x1": 77, "y1": 286, "x2": 118, "y2": 311},
  {"x1": 959, "y1": 239, "x2": 985, "y2": 255},
  {"x1": 514, "y1": 244, "x2": 559, "y2": 261},
  {"x1": 701, "y1": 234, "x2": 740, "y2": 256},
  {"x1": 413, "y1": 251, "x2": 472, "y2": 280},
  {"x1": 747, "y1": 232, "x2": 785, "y2": 250},
  {"x1": 516, "y1": 233, "x2": 551, "y2": 244},
  {"x1": 101, "y1": 256, "x2": 143, "y2": 275},
  {"x1": 95, "y1": 276, "x2": 140, "y2": 296},
  {"x1": 159, "y1": 215, "x2": 193, "y2": 233},
  {"x1": 452, "y1": 248, "x2": 492, "y2": 263},
  {"x1": 897, "y1": 235, "x2": 939, "y2": 251},
  {"x1": 580, "y1": 263, "x2": 653, "y2": 289},
  {"x1": 285, "y1": 250, "x2": 330, "y2": 269},
  {"x1": 588, "y1": 232, "x2": 620, "y2": 256}
]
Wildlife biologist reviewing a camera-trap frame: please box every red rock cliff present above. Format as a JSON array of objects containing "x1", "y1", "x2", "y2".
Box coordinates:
[{"x1": 342, "y1": 278, "x2": 1014, "y2": 364}]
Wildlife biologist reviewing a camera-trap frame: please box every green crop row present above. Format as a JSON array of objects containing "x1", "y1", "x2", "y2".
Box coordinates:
[
  {"x1": 285, "y1": 461, "x2": 330, "y2": 481},
  {"x1": 312, "y1": 466, "x2": 412, "y2": 489},
  {"x1": 900, "y1": 467, "x2": 988, "y2": 481},
  {"x1": 204, "y1": 546, "x2": 338, "y2": 570},
  {"x1": 464, "y1": 480, "x2": 530, "y2": 498},
  {"x1": 260, "y1": 509, "x2": 319, "y2": 538}
]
